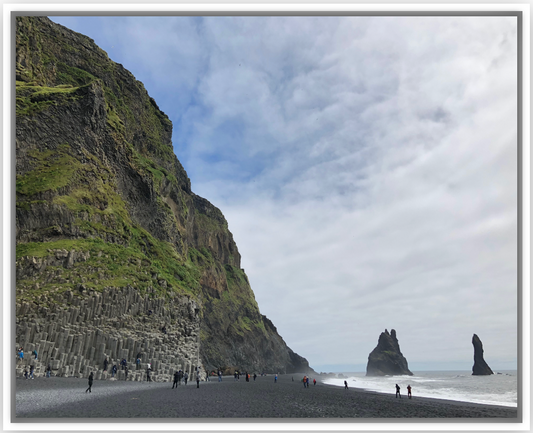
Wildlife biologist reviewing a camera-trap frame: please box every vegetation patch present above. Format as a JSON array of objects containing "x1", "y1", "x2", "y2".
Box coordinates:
[
  {"x1": 56, "y1": 62, "x2": 95, "y2": 86},
  {"x1": 16, "y1": 145, "x2": 83, "y2": 195},
  {"x1": 16, "y1": 82, "x2": 84, "y2": 116}
]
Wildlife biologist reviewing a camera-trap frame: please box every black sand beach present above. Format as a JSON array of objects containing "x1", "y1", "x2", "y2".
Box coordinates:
[{"x1": 15, "y1": 374, "x2": 518, "y2": 420}]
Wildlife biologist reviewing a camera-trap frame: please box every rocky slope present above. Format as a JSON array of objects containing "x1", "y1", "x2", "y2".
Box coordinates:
[
  {"x1": 15, "y1": 16, "x2": 313, "y2": 380},
  {"x1": 471, "y1": 334, "x2": 493, "y2": 376},
  {"x1": 366, "y1": 329, "x2": 413, "y2": 376}
]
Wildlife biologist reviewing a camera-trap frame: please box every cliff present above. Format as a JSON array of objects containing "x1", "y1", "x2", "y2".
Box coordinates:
[
  {"x1": 15, "y1": 16, "x2": 313, "y2": 380},
  {"x1": 366, "y1": 329, "x2": 413, "y2": 376},
  {"x1": 471, "y1": 334, "x2": 493, "y2": 376}
]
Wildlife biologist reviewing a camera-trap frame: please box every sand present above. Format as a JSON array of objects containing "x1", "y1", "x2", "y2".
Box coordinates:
[{"x1": 14, "y1": 374, "x2": 518, "y2": 420}]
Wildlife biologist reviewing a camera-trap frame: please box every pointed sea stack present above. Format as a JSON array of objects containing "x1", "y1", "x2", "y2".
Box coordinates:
[
  {"x1": 366, "y1": 329, "x2": 413, "y2": 376},
  {"x1": 472, "y1": 334, "x2": 494, "y2": 375}
]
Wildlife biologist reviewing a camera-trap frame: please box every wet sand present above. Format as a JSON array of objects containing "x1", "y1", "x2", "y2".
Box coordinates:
[{"x1": 15, "y1": 374, "x2": 518, "y2": 420}]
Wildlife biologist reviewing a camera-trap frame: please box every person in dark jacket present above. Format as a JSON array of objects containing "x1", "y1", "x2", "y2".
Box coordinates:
[
  {"x1": 86, "y1": 372, "x2": 94, "y2": 393},
  {"x1": 103, "y1": 358, "x2": 109, "y2": 372},
  {"x1": 112, "y1": 365, "x2": 117, "y2": 378},
  {"x1": 172, "y1": 371, "x2": 179, "y2": 389},
  {"x1": 46, "y1": 364, "x2": 51, "y2": 378},
  {"x1": 147, "y1": 366, "x2": 152, "y2": 382}
]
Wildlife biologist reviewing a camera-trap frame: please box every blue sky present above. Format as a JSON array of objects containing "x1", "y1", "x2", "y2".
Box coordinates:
[{"x1": 49, "y1": 15, "x2": 518, "y2": 373}]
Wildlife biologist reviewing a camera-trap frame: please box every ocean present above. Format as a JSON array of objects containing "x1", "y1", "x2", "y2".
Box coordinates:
[{"x1": 322, "y1": 370, "x2": 518, "y2": 408}]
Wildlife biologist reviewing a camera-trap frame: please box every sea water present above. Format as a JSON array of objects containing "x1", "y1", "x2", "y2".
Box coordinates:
[{"x1": 322, "y1": 370, "x2": 518, "y2": 407}]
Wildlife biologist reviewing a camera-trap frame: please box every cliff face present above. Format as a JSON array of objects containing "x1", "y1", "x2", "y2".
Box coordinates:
[
  {"x1": 15, "y1": 16, "x2": 313, "y2": 379},
  {"x1": 471, "y1": 334, "x2": 493, "y2": 376},
  {"x1": 366, "y1": 329, "x2": 413, "y2": 376}
]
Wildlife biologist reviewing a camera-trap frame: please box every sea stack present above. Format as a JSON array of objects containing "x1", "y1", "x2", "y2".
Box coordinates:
[
  {"x1": 472, "y1": 334, "x2": 494, "y2": 375},
  {"x1": 366, "y1": 329, "x2": 413, "y2": 376}
]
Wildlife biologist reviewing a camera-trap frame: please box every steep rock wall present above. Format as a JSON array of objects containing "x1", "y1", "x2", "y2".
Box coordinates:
[{"x1": 15, "y1": 16, "x2": 313, "y2": 378}]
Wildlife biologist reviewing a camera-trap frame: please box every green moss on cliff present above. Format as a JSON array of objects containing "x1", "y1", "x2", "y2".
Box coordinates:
[
  {"x1": 16, "y1": 82, "x2": 84, "y2": 116},
  {"x1": 16, "y1": 145, "x2": 83, "y2": 195},
  {"x1": 16, "y1": 234, "x2": 201, "y2": 301},
  {"x1": 56, "y1": 62, "x2": 95, "y2": 86}
]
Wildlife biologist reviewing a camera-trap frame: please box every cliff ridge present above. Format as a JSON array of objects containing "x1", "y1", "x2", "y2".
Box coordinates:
[{"x1": 15, "y1": 16, "x2": 313, "y2": 380}]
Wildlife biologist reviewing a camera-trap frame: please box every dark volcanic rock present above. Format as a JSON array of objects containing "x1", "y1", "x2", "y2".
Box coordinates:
[
  {"x1": 471, "y1": 334, "x2": 493, "y2": 376},
  {"x1": 15, "y1": 16, "x2": 314, "y2": 378},
  {"x1": 366, "y1": 329, "x2": 413, "y2": 376}
]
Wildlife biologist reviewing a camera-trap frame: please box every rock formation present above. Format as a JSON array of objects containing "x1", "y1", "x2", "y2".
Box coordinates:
[
  {"x1": 366, "y1": 329, "x2": 413, "y2": 376},
  {"x1": 471, "y1": 334, "x2": 494, "y2": 376},
  {"x1": 15, "y1": 16, "x2": 313, "y2": 380}
]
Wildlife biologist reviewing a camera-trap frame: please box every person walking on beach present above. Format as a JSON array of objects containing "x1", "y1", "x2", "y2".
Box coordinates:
[
  {"x1": 306, "y1": 377, "x2": 310, "y2": 388},
  {"x1": 274, "y1": 374, "x2": 278, "y2": 383},
  {"x1": 125, "y1": 366, "x2": 128, "y2": 380},
  {"x1": 46, "y1": 364, "x2": 51, "y2": 378},
  {"x1": 112, "y1": 365, "x2": 117, "y2": 378},
  {"x1": 196, "y1": 370, "x2": 201, "y2": 388},
  {"x1": 146, "y1": 366, "x2": 152, "y2": 382},
  {"x1": 245, "y1": 372, "x2": 249, "y2": 382},
  {"x1": 303, "y1": 376, "x2": 307, "y2": 388},
  {"x1": 344, "y1": 380, "x2": 348, "y2": 390},
  {"x1": 253, "y1": 373, "x2": 257, "y2": 381},
  {"x1": 184, "y1": 372, "x2": 188, "y2": 385},
  {"x1": 86, "y1": 372, "x2": 94, "y2": 393},
  {"x1": 172, "y1": 371, "x2": 179, "y2": 388},
  {"x1": 218, "y1": 370, "x2": 222, "y2": 382},
  {"x1": 407, "y1": 385, "x2": 412, "y2": 399},
  {"x1": 23, "y1": 368, "x2": 28, "y2": 379},
  {"x1": 313, "y1": 378, "x2": 316, "y2": 386},
  {"x1": 395, "y1": 384, "x2": 401, "y2": 399}
]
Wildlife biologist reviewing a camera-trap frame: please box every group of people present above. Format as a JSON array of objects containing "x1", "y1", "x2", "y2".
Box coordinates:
[
  {"x1": 171, "y1": 370, "x2": 189, "y2": 387},
  {"x1": 395, "y1": 383, "x2": 412, "y2": 399},
  {"x1": 302, "y1": 376, "x2": 316, "y2": 388},
  {"x1": 17, "y1": 347, "x2": 38, "y2": 362},
  {"x1": 102, "y1": 354, "x2": 147, "y2": 380},
  {"x1": 18, "y1": 347, "x2": 53, "y2": 379}
]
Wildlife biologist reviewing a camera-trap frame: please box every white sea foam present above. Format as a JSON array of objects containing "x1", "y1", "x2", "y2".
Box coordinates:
[{"x1": 322, "y1": 370, "x2": 517, "y2": 408}]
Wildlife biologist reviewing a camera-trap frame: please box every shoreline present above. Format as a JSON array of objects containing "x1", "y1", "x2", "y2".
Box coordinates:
[
  {"x1": 318, "y1": 379, "x2": 517, "y2": 411},
  {"x1": 15, "y1": 375, "x2": 519, "y2": 419}
]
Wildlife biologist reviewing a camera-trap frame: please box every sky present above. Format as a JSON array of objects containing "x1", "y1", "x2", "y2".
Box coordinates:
[{"x1": 48, "y1": 15, "x2": 519, "y2": 373}]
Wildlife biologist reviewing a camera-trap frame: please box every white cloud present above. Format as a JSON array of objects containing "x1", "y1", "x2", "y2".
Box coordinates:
[{"x1": 49, "y1": 15, "x2": 518, "y2": 372}]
